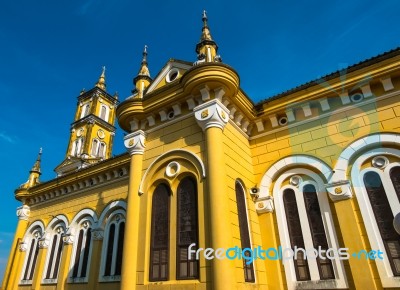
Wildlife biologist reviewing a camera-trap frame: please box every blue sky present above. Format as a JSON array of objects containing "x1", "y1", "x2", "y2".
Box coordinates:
[{"x1": 1, "y1": 0, "x2": 400, "y2": 284}]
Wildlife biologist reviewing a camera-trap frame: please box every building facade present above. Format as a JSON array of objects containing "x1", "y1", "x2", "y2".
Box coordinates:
[{"x1": 2, "y1": 12, "x2": 400, "y2": 290}]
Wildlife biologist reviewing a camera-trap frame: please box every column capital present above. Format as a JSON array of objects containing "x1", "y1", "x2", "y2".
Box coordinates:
[
  {"x1": 19, "y1": 241, "x2": 28, "y2": 252},
  {"x1": 39, "y1": 234, "x2": 50, "y2": 249},
  {"x1": 194, "y1": 99, "x2": 230, "y2": 131},
  {"x1": 255, "y1": 196, "x2": 274, "y2": 214},
  {"x1": 16, "y1": 205, "x2": 30, "y2": 221},
  {"x1": 92, "y1": 228, "x2": 104, "y2": 240},
  {"x1": 325, "y1": 180, "x2": 353, "y2": 201},
  {"x1": 124, "y1": 130, "x2": 146, "y2": 155},
  {"x1": 62, "y1": 233, "x2": 74, "y2": 244}
]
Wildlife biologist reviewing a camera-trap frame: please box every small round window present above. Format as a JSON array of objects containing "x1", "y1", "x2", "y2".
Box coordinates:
[{"x1": 166, "y1": 68, "x2": 179, "y2": 83}]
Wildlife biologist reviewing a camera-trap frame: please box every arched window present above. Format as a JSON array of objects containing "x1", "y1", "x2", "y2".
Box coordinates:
[
  {"x1": 81, "y1": 104, "x2": 90, "y2": 118},
  {"x1": 91, "y1": 139, "x2": 99, "y2": 156},
  {"x1": 21, "y1": 227, "x2": 42, "y2": 284},
  {"x1": 100, "y1": 105, "x2": 108, "y2": 121},
  {"x1": 235, "y1": 180, "x2": 255, "y2": 282},
  {"x1": 176, "y1": 177, "x2": 199, "y2": 279},
  {"x1": 99, "y1": 142, "x2": 106, "y2": 158},
  {"x1": 283, "y1": 188, "x2": 310, "y2": 281},
  {"x1": 150, "y1": 184, "x2": 170, "y2": 281},
  {"x1": 71, "y1": 138, "x2": 83, "y2": 157},
  {"x1": 303, "y1": 185, "x2": 335, "y2": 279},
  {"x1": 43, "y1": 224, "x2": 65, "y2": 283},
  {"x1": 390, "y1": 166, "x2": 400, "y2": 201},
  {"x1": 101, "y1": 213, "x2": 125, "y2": 281},
  {"x1": 70, "y1": 220, "x2": 92, "y2": 282},
  {"x1": 364, "y1": 171, "x2": 400, "y2": 275},
  {"x1": 274, "y1": 169, "x2": 347, "y2": 289}
]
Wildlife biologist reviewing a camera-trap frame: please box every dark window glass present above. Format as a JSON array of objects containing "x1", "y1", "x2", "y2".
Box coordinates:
[
  {"x1": 283, "y1": 188, "x2": 311, "y2": 281},
  {"x1": 105, "y1": 224, "x2": 115, "y2": 276},
  {"x1": 72, "y1": 230, "x2": 84, "y2": 278},
  {"x1": 52, "y1": 234, "x2": 64, "y2": 279},
  {"x1": 23, "y1": 238, "x2": 37, "y2": 280},
  {"x1": 115, "y1": 222, "x2": 125, "y2": 275},
  {"x1": 390, "y1": 167, "x2": 400, "y2": 202},
  {"x1": 28, "y1": 240, "x2": 39, "y2": 280},
  {"x1": 150, "y1": 184, "x2": 170, "y2": 281},
  {"x1": 235, "y1": 181, "x2": 255, "y2": 282},
  {"x1": 46, "y1": 236, "x2": 58, "y2": 279},
  {"x1": 177, "y1": 177, "x2": 199, "y2": 280},
  {"x1": 81, "y1": 228, "x2": 92, "y2": 277},
  {"x1": 364, "y1": 171, "x2": 400, "y2": 275},
  {"x1": 303, "y1": 184, "x2": 335, "y2": 279}
]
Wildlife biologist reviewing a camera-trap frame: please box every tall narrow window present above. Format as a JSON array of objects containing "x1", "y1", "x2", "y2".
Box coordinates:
[
  {"x1": 99, "y1": 143, "x2": 106, "y2": 158},
  {"x1": 177, "y1": 177, "x2": 199, "y2": 279},
  {"x1": 235, "y1": 181, "x2": 255, "y2": 282},
  {"x1": 303, "y1": 184, "x2": 335, "y2": 280},
  {"x1": 102, "y1": 214, "x2": 125, "y2": 280},
  {"x1": 100, "y1": 105, "x2": 107, "y2": 121},
  {"x1": 44, "y1": 226, "x2": 64, "y2": 282},
  {"x1": 22, "y1": 230, "x2": 41, "y2": 282},
  {"x1": 91, "y1": 139, "x2": 99, "y2": 156},
  {"x1": 150, "y1": 184, "x2": 170, "y2": 281},
  {"x1": 390, "y1": 167, "x2": 400, "y2": 202},
  {"x1": 283, "y1": 188, "x2": 311, "y2": 281},
  {"x1": 81, "y1": 104, "x2": 90, "y2": 118},
  {"x1": 364, "y1": 171, "x2": 400, "y2": 275},
  {"x1": 71, "y1": 222, "x2": 92, "y2": 281}
]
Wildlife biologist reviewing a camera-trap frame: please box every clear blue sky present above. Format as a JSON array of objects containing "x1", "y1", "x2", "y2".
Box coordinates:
[{"x1": 1, "y1": 0, "x2": 399, "y2": 283}]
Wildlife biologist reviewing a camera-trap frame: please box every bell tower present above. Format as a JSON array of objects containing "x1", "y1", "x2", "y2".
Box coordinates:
[{"x1": 55, "y1": 67, "x2": 118, "y2": 176}]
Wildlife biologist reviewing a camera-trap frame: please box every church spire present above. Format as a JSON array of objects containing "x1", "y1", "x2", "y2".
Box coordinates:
[
  {"x1": 195, "y1": 10, "x2": 221, "y2": 64},
  {"x1": 20, "y1": 148, "x2": 42, "y2": 189},
  {"x1": 30, "y1": 147, "x2": 42, "y2": 174},
  {"x1": 133, "y1": 45, "x2": 152, "y2": 98},
  {"x1": 95, "y1": 66, "x2": 107, "y2": 91}
]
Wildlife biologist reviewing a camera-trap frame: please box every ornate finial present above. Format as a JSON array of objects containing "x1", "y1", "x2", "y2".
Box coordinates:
[
  {"x1": 200, "y1": 10, "x2": 212, "y2": 41},
  {"x1": 31, "y1": 148, "x2": 42, "y2": 173},
  {"x1": 202, "y1": 10, "x2": 208, "y2": 27},
  {"x1": 95, "y1": 66, "x2": 106, "y2": 90},
  {"x1": 137, "y1": 45, "x2": 150, "y2": 77}
]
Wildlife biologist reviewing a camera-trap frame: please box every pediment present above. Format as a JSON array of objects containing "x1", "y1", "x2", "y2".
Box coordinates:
[{"x1": 146, "y1": 59, "x2": 192, "y2": 94}]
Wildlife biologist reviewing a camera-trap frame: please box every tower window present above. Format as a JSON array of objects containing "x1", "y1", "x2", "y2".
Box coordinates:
[
  {"x1": 150, "y1": 184, "x2": 170, "y2": 281},
  {"x1": 81, "y1": 104, "x2": 90, "y2": 118},
  {"x1": 99, "y1": 105, "x2": 109, "y2": 122},
  {"x1": 235, "y1": 180, "x2": 255, "y2": 282},
  {"x1": 177, "y1": 177, "x2": 199, "y2": 280},
  {"x1": 91, "y1": 139, "x2": 106, "y2": 158}
]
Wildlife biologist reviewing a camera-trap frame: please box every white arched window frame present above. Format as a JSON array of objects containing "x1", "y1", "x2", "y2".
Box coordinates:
[
  {"x1": 68, "y1": 211, "x2": 96, "y2": 283},
  {"x1": 91, "y1": 139, "x2": 106, "y2": 158},
  {"x1": 274, "y1": 168, "x2": 348, "y2": 290},
  {"x1": 99, "y1": 209, "x2": 126, "y2": 282},
  {"x1": 42, "y1": 216, "x2": 68, "y2": 284},
  {"x1": 71, "y1": 138, "x2": 83, "y2": 157},
  {"x1": 80, "y1": 104, "x2": 90, "y2": 118},
  {"x1": 351, "y1": 148, "x2": 400, "y2": 288},
  {"x1": 20, "y1": 221, "x2": 44, "y2": 285},
  {"x1": 99, "y1": 105, "x2": 109, "y2": 122}
]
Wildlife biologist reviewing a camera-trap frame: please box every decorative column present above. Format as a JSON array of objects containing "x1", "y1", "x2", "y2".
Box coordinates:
[
  {"x1": 194, "y1": 99, "x2": 235, "y2": 289},
  {"x1": 325, "y1": 181, "x2": 379, "y2": 289},
  {"x1": 56, "y1": 233, "x2": 75, "y2": 290},
  {"x1": 2, "y1": 205, "x2": 30, "y2": 290},
  {"x1": 31, "y1": 234, "x2": 50, "y2": 289},
  {"x1": 120, "y1": 130, "x2": 146, "y2": 290},
  {"x1": 88, "y1": 228, "x2": 104, "y2": 289}
]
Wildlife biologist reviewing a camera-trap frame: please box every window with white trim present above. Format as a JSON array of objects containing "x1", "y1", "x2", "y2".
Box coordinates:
[
  {"x1": 91, "y1": 139, "x2": 106, "y2": 158},
  {"x1": 100, "y1": 212, "x2": 125, "y2": 282},
  {"x1": 71, "y1": 138, "x2": 83, "y2": 157},
  {"x1": 235, "y1": 180, "x2": 255, "y2": 282},
  {"x1": 42, "y1": 224, "x2": 65, "y2": 284},
  {"x1": 274, "y1": 169, "x2": 348, "y2": 289},
  {"x1": 69, "y1": 219, "x2": 92, "y2": 283},
  {"x1": 20, "y1": 227, "x2": 42, "y2": 284},
  {"x1": 99, "y1": 105, "x2": 109, "y2": 122},
  {"x1": 81, "y1": 104, "x2": 90, "y2": 118}
]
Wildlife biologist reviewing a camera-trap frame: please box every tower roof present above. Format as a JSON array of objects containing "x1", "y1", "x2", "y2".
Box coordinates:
[
  {"x1": 95, "y1": 66, "x2": 107, "y2": 91},
  {"x1": 30, "y1": 148, "x2": 42, "y2": 174}
]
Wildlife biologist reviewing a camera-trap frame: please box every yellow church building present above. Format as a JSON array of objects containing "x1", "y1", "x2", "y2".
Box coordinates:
[{"x1": 2, "y1": 12, "x2": 400, "y2": 290}]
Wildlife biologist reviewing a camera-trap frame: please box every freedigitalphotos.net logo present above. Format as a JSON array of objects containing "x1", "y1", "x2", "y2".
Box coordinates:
[{"x1": 188, "y1": 244, "x2": 384, "y2": 265}]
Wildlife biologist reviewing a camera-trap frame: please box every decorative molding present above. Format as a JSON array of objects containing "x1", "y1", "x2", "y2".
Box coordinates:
[
  {"x1": 165, "y1": 161, "x2": 181, "y2": 178},
  {"x1": 16, "y1": 205, "x2": 30, "y2": 221},
  {"x1": 63, "y1": 233, "x2": 74, "y2": 244},
  {"x1": 39, "y1": 234, "x2": 51, "y2": 249},
  {"x1": 124, "y1": 130, "x2": 146, "y2": 155},
  {"x1": 255, "y1": 196, "x2": 274, "y2": 214},
  {"x1": 325, "y1": 180, "x2": 353, "y2": 201},
  {"x1": 194, "y1": 99, "x2": 230, "y2": 131},
  {"x1": 91, "y1": 228, "x2": 104, "y2": 240},
  {"x1": 19, "y1": 241, "x2": 28, "y2": 252}
]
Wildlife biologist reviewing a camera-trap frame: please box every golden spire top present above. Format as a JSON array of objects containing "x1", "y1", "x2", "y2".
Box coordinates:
[
  {"x1": 31, "y1": 148, "x2": 42, "y2": 173},
  {"x1": 200, "y1": 10, "x2": 213, "y2": 41},
  {"x1": 137, "y1": 45, "x2": 150, "y2": 77},
  {"x1": 95, "y1": 66, "x2": 107, "y2": 90}
]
